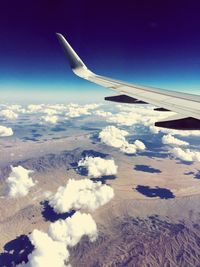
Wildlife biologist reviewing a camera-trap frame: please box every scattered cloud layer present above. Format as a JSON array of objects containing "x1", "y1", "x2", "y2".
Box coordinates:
[
  {"x1": 49, "y1": 179, "x2": 114, "y2": 213},
  {"x1": 99, "y1": 125, "x2": 145, "y2": 154},
  {"x1": 0, "y1": 125, "x2": 13, "y2": 136},
  {"x1": 78, "y1": 156, "x2": 118, "y2": 178},
  {"x1": 162, "y1": 134, "x2": 189, "y2": 146},
  {"x1": 172, "y1": 147, "x2": 200, "y2": 162},
  {"x1": 107, "y1": 112, "x2": 141, "y2": 126},
  {"x1": 4, "y1": 166, "x2": 36, "y2": 197},
  {"x1": 104, "y1": 105, "x2": 174, "y2": 127}
]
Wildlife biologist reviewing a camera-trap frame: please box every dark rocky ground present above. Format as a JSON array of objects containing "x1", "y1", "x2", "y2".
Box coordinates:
[{"x1": 70, "y1": 215, "x2": 200, "y2": 267}]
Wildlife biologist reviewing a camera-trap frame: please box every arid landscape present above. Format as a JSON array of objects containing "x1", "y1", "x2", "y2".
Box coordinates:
[{"x1": 0, "y1": 103, "x2": 200, "y2": 266}]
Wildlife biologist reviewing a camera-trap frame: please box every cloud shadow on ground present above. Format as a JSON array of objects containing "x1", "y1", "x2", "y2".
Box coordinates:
[
  {"x1": 135, "y1": 185, "x2": 175, "y2": 199},
  {"x1": 185, "y1": 171, "x2": 200, "y2": 179},
  {"x1": 0, "y1": 235, "x2": 33, "y2": 266},
  {"x1": 41, "y1": 200, "x2": 76, "y2": 222},
  {"x1": 91, "y1": 175, "x2": 117, "y2": 184},
  {"x1": 134, "y1": 165, "x2": 162, "y2": 173}
]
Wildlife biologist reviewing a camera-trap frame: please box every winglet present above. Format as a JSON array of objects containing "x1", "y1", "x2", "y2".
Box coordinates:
[
  {"x1": 56, "y1": 33, "x2": 94, "y2": 79},
  {"x1": 56, "y1": 33, "x2": 88, "y2": 70}
]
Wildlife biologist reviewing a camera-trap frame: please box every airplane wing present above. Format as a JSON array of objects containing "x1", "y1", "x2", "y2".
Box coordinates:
[{"x1": 56, "y1": 33, "x2": 200, "y2": 130}]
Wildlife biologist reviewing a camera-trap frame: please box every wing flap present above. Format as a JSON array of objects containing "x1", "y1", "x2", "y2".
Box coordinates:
[{"x1": 105, "y1": 94, "x2": 147, "y2": 104}]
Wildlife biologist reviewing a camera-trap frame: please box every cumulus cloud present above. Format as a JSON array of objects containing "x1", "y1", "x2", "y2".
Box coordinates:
[
  {"x1": 26, "y1": 104, "x2": 67, "y2": 115},
  {"x1": 150, "y1": 125, "x2": 200, "y2": 137},
  {"x1": 42, "y1": 108, "x2": 59, "y2": 115},
  {"x1": 149, "y1": 125, "x2": 160, "y2": 134},
  {"x1": 84, "y1": 103, "x2": 102, "y2": 110},
  {"x1": 41, "y1": 115, "x2": 58, "y2": 124},
  {"x1": 0, "y1": 125, "x2": 13, "y2": 136},
  {"x1": 66, "y1": 105, "x2": 91, "y2": 118},
  {"x1": 7, "y1": 104, "x2": 24, "y2": 112},
  {"x1": 78, "y1": 156, "x2": 118, "y2": 178},
  {"x1": 99, "y1": 125, "x2": 129, "y2": 148},
  {"x1": 93, "y1": 110, "x2": 112, "y2": 117},
  {"x1": 47, "y1": 104, "x2": 67, "y2": 112},
  {"x1": 18, "y1": 212, "x2": 97, "y2": 267},
  {"x1": 120, "y1": 139, "x2": 146, "y2": 154},
  {"x1": 49, "y1": 179, "x2": 114, "y2": 214},
  {"x1": 48, "y1": 211, "x2": 98, "y2": 247},
  {"x1": 171, "y1": 147, "x2": 200, "y2": 162},
  {"x1": 17, "y1": 229, "x2": 70, "y2": 267},
  {"x1": 99, "y1": 125, "x2": 145, "y2": 154},
  {"x1": 4, "y1": 166, "x2": 36, "y2": 197},
  {"x1": 26, "y1": 104, "x2": 44, "y2": 113},
  {"x1": 0, "y1": 109, "x2": 18, "y2": 119},
  {"x1": 107, "y1": 112, "x2": 141, "y2": 126},
  {"x1": 65, "y1": 103, "x2": 101, "y2": 118},
  {"x1": 162, "y1": 134, "x2": 189, "y2": 146}
]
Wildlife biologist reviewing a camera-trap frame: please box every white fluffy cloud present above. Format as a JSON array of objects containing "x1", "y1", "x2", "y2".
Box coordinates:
[
  {"x1": 66, "y1": 106, "x2": 91, "y2": 118},
  {"x1": 0, "y1": 125, "x2": 13, "y2": 136},
  {"x1": 149, "y1": 125, "x2": 160, "y2": 134},
  {"x1": 78, "y1": 156, "x2": 118, "y2": 178},
  {"x1": 150, "y1": 125, "x2": 200, "y2": 137},
  {"x1": 41, "y1": 115, "x2": 58, "y2": 124},
  {"x1": 94, "y1": 110, "x2": 112, "y2": 117},
  {"x1": 42, "y1": 108, "x2": 59, "y2": 115},
  {"x1": 172, "y1": 147, "x2": 200, "y2": 162},
  {"x1": 99, "y1": 125, "x2": 129, "y2": 148},
  {"x1": 47, "y1": 104, "x2": 67, "y2": 111},
  {"x1": 162, "y1": 134, "x2": 189, "y2": 146},
  {"x1": 84, "y1": 103, "x2": 101, "y2": 110},
  {"x1": 18, "y1": 212, "x2": 97, "y2": 267},
  {"x1": 49, "y1": 179, "x2": 114, "y2": 214},
  {"x1": 120, "y1": 139, "x2": 146, "y2": 154},
  {"x1": 48, "y1": 211, "x2": 98, "y2": 247},
  {"x1": 26, "y1": 104, "x2": 44, "y2": 113},
  {"x1": 17, "y1": 229, "x2": 69, "y2": 267},
  {"x1": 26, "y1": 104, "x2": 67, "y2": 115},
  {"x1": 65, "y1": 103, "x2": 101, "y2": 118},
  {"x1": 107, "y1": 112, "x2": 141, "y2": 126},
  {"x1": 7, "y1": 104, "x2": 24, "y2": 112},
  {"x1": 0, "y1": 109, "x2": 18, "y2": 119},
  {"x1": 99, "y1": 125, "x2": 145, "y2": 154},
  {"x1": 4, "y1": 166, "x2": 36, "y2": 197}
]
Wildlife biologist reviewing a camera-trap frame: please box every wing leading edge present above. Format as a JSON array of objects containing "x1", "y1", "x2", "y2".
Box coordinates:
[{"x1": 56, "y1": 33, "x2": 200, "y2": 130}]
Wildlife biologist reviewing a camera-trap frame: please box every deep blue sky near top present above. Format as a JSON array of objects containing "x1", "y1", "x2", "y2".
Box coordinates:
[{"x1": 1, "y1": 0, "x2": 200, "y2": 103}]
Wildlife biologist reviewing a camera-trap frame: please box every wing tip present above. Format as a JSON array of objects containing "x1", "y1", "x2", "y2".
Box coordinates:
[
  {"x1": 55, "y1": 32, "x2": 63, "y2": 38},
  {"x1": 56, "y1": 32, "x2": 86, "y2": 70}
]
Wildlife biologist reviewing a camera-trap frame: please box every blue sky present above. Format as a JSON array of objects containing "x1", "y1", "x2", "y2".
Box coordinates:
[{"x1": 0, "y1": 0, "x2": 200, "y2": 103}]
